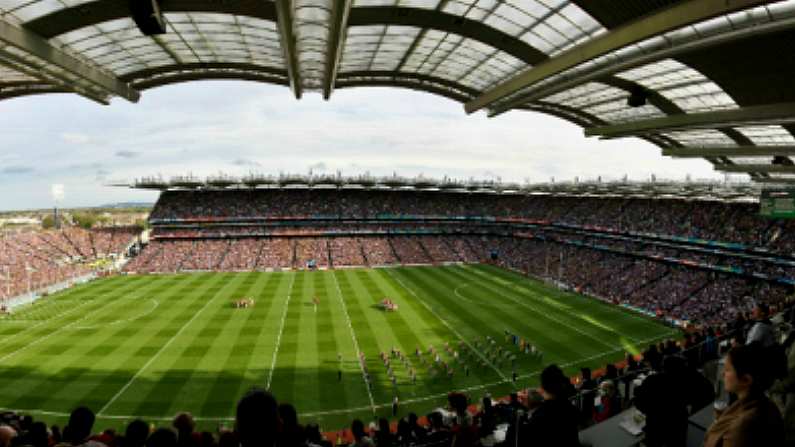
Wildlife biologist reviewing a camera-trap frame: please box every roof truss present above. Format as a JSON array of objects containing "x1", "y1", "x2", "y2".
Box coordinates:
[
  {"x1": 488, "y1": 14, "x2": 795, "y2": 117},
  {"x1": 464, "y1": 0, "x2": 767, "y2": 114},
  {"x1": 585, "y1": 102, "x2": 795, "y2": 139},
  {"x1": 663, "y1": 146, "x2": 795, "y2": 158},
  {"x1": 716, "y1": 164, "x2": 795, "y2": 174},
  {"x1": 0, "y1": 19, "x2": 139, "y2": 104}
]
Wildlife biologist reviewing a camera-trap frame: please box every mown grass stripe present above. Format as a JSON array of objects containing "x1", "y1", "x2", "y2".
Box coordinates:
[
  {"x1": 429, "y1": 266, "x2": 597, "y2": 359},
  {"x1": 383, "y1": 268, "x2": 512, "y2": 386},
  {"x1": 461, "y1": 265, "x2": 674, "y2": 346},
  {"x1": 0, "y1": 276, "x2": 173, "y2": 411},
  {"x1": 330, "y1": 270, "x2": 376, "y2": 413},
  {"x1": 99, "y1": 273, "x2": 236, "y2": 415}
]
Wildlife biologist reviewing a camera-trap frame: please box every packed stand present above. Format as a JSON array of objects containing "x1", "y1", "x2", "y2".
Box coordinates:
[{"x1": 0, "y1": 227, "x2": 138, "y2": 301}]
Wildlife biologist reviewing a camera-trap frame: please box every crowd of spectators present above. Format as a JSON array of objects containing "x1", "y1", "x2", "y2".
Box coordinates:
[
  {"x1": 389, "y1": 238, "x2": 432, "y2": 265},
  {"x1": 148, "y1": 190, "x2": 795, "y2": 255},
  {"x1": 0, "y1": 227, "x2": 138, "y2": 301},
  {"x1": 294, "y1": 239, "x2": 330, "y2": 269},
  {"x1": 121, "y1": 189, "x2": 795, "y2": 328},
  {"x1": 328, "y1": 238, "x2": 366, "y2": 267}
]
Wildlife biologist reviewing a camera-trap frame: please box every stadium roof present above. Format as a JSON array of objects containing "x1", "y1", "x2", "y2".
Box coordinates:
[
  {"x1": 120, "y1": 174, "x2": 761, "y2": 202},
  {"x1": 2, "y1": 1, "x2": 795, "y2": 182}
]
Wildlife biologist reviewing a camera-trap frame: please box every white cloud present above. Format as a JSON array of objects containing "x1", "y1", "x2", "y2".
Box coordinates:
[
  {"x1": 61, "y1": 132, "x2": 92, "y2": 145},
  {"x1": 0, "y1": 81, "x2": 739, "y2": 211}
]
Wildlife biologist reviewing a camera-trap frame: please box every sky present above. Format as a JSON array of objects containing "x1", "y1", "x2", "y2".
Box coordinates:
[{"x1": 0, "y1": 80, "x2": 738, "y2": 211}]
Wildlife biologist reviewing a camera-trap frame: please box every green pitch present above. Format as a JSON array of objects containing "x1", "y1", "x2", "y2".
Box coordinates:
[{"x1": 0, "y1": 264, "x2": 677, "y2": 431}]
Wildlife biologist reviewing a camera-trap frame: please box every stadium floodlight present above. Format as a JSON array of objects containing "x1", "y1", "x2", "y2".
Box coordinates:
[
  {"x1": 51, "y1": 184, "x2": 64, "y2": 203},
  {"x1": 51, "y1": 184, "x2": 64, "y2": 230}
]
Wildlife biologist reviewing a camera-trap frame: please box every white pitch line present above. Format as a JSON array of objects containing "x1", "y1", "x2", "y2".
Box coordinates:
[
  {"x1": 329, "y1": 270, "x2": 377, "y2": 414},
  {"x1": 460, "y1": 266, "x2": 619, "y2": 350},
  {"x1": 384, "y1": 268, "x2": 512, "y2": 386},
  {"x1": 97, "y1": 276, "x2": 231, "y2": 416},
  {"x1": 73, "y1": 299, "x2": 159, "y2": 330},
  {"x1": 0, "y1": 298, "x2": 95, "y2": 346},
  {"x1": 475, "y1": 265, "x2": 677, "y2": 340},
  {"x1": 266, "y1": 273, "x2": 296, "y2": 390},
  {"x1": 0, "y1": 281, "x2": 150, "y2": 365}
]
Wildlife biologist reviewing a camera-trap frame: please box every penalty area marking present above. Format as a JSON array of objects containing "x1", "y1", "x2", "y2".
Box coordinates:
[
  {"x1": 0, "y1": 285, "x2": 150, "y2": 366},
  {"x1": 72, "y1": 299, "x2": 159, "y2": 330}
]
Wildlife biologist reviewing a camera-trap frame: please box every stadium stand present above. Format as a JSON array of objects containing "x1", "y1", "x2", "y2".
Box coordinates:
[
  {"x1": 0, "y1": 227, "x2": 138, "y2": 301},
  {"x1": 124, "y1": 188, "x2": 795, "y2": 329}
]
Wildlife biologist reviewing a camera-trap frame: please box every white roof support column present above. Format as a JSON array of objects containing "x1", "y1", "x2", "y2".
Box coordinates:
[
  {"x1": 323, "y1": 0, "x2": 351, "y2": 100},
  {"x1": 275, "y1": 0, "x2": 303, "y2": 99}
]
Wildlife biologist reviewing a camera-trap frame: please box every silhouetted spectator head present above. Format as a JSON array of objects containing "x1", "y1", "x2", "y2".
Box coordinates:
[
  {"x1": 351, "y1": 420, "x2": 366, "y2": 441},
  {"x1": 64, "y1": 407, "x2": 95, "y2": 444},
  {"x1": 304, "y1": 424, "x2": 323, "y2": 444},
  {"x1": 377, "y1": 418, "x2": 389, "y2": 434},
  {"x1": 277, "y1": 403, "x2": 299, "y2": 430},
  {"x1": 396, "y1": 419, "x2": 411, "y2": 440},
  {"x1": 235, "y1": 389, "x2": 279, "y2": 447},
  {"x1": 28, "y1": 421, "x2": 49, "y2": 447},
  {"x1": 146, "y1": 428, "x2": 177, "y2": 447},
  {"x1": 172, "y1": 413, "x2": 195, "y2": 437},
  {"x1": 752, "y1": 303, "x2": 769, "y2": 320},
  {"x1": 217, "y1": 431, "x2": 237, "y2": 447},
  {"x1": 447, "y1": 392, "x2": 468, "y2": 414},
  {"x1": 540, "y1": 364, "x2": 569, "y2": 399},
  {"x1": 428, "y1": 412, "x2": 444, "y2": 430},
  {"x1": 19, "y1": 416, "x2": 33, "y2": 432},
  {"x1": 580, "y1": 367, "x2": 592, "y2": 381},
  {"x1": 407, "y1": 413, "x2": 419, "y2": 427},
  {"x1": 123, "y1": 420, "x2": 150, "y2": 447}
]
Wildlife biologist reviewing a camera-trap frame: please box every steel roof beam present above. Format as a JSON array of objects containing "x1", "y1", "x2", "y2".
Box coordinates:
[
  {"x1": 585, "y1": 102, "x2": 795, "y2": 139},
  {"x1": 716, "y1": 164, "x2": 795, "y2": 174},
  {"x1": 275, "y1": 0, "x2": 302, "y2": 99},
  {"x1": 489, "y1": 13, "x2": 795, "y2": 116},
  {"x1": 323, "y1": 0, "x2": 352, "y2": 100},
  {"x1": 464, "y1": 0, "x2": 767, "y2": 115},
  {"x1": 663, "y1": 146, "x2": 795, "y2": 158},
  {"x1": 755, "y1": 177, "x2": 795, "y2": 184},
  {"x1": 0, "y1": 19, "x2": 139, "y2": 103}
]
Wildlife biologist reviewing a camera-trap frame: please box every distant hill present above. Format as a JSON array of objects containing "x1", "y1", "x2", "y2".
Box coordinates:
[{"x1": 97, "y1": 202, "x2": 153, "y2": 209}]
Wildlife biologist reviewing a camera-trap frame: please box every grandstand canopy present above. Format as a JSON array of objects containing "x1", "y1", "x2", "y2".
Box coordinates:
[
  {"x1": 2, "y1": 0, "x2": 795, "y2": 182},
  {"x1": 121, "y1": 174, "x2": 762, "y2": 202}
]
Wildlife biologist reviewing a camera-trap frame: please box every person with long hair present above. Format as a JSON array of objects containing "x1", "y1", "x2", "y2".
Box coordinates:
[{"x1": 703, "y1": 343, "x2": 784, "y2": 447}]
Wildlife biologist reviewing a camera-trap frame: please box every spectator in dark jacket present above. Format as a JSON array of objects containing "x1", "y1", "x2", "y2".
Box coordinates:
[
  {"x1": 577, "y1": 368, "x2": 597, "y2": 426},
  {"x1": 634, "y1": 356, "x2": 688, "y2": 447},
  {"x1": 523, "y1": 364, "x2": 580, "y2": 447}
]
